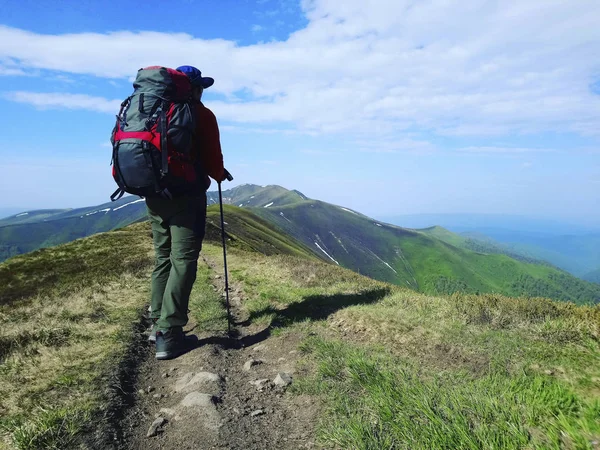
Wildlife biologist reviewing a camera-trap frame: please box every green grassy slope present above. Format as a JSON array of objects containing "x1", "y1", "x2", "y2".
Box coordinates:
[
  {"x1": 2, "y1": 216, "x2": 599, "y2": 448},
  {"x1": 0, "y1": 222, "x2": 155, "y2": 449},
  {"x1": 254, "y1": 201, "x2": 600, "y2": 305},
  {"x1": 204, "y1": 204, "x2": 317, "y2": 259},
  {"x1": 210, "y1": 242, "x2": 600, "y2": 449}
]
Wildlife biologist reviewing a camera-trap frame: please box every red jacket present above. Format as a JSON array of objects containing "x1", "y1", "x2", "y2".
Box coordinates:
[{"x1": 194, "y1": 102, "x2": 224, "y2": 189}]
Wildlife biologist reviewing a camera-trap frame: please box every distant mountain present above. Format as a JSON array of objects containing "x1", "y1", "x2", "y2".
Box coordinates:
[
  {"x1": 380, "y1": 213, "x2": 599, "y2": 235},
  {"x1": 246, "y1": 199, "x2": 599, "y2": 305},
  {"x1": 425, "y1": 227, "x2": 553, "y2": 266},
  {"x1": 206, "y1": 184, "x2": 308, "y2": 208},
  {"x1": 0, "y1": 185, "x2": 304, "y2": 263},
  {"x1": 2, "y1": 184, "x2": 599, "y2": 305},
  {"x1": 382, "y1": 214, "x2": 600, "y2": 278},
  {"x1": 584, "y1": 268, "x2": 600, "y2": 284},
  {"x1": 0, "y1": 207, "x2": 30, "y2": 220},
  {"x1": 0, "y1": 197, "x2": 147, "y2": 262}
]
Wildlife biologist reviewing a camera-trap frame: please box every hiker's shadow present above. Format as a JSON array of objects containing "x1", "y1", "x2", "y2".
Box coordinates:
[{"x1": 231, "y1": 287, "x2": 391, "y2": 348}]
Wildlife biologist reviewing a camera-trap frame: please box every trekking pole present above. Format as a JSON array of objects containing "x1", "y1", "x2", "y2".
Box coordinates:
[{"x1": 218, "y1": 169, "x2": 234, "y2": 336}]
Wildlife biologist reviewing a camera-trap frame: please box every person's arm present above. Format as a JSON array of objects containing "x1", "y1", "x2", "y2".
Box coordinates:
[{"x1": 196, "y1": 104, "x2": 225, "y2": 182}]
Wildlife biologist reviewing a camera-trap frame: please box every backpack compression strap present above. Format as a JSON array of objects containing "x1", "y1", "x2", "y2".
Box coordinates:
[{"x1": 110, "y1": 187, "x2": 125, "y2": 201}]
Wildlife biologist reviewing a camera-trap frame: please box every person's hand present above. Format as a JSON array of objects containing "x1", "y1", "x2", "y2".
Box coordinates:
[{"x1": 223, "y1": 169, "x2": 233, "y2": 182}]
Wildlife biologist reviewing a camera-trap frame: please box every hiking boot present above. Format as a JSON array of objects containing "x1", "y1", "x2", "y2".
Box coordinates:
[{"x1": 155, "y1": 328, "x2": 189, "y2": 360}]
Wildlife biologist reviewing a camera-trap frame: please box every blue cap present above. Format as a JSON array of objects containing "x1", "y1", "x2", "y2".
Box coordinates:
[{"x1": 176, "y1": 65, "x2": 214, "y2": 89}]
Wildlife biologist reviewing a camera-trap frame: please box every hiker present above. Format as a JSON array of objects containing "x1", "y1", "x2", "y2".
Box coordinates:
[
  {"x1": 110, "y1": 65, "x2": 228, "y2": 359},
  {"x1": 145, "y1": 66, "x2": 227, "y2": 359}
]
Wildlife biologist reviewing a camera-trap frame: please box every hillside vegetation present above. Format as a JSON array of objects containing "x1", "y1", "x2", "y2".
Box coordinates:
[
  {"x1": 3, "y1": 185, "x2": 599, "y2": 306},
  {"x1": 1, "y1": 212, "x2": 599, "y2": 449},
  {"x1": 0, "y1": 197, "x2": 147, "y2": 263},
  {"x1": 201, "y1": 236, "x2": 600, "y2": 449},
  {"x1": 0, "y1": 222, "x2": 154, "y2": 449},
  {"x1": 254, "y1": 200, "x2": 600, "y2": 305},
  {"x1": 584, "y1": 268, "x2": 600, "y2": 285}
]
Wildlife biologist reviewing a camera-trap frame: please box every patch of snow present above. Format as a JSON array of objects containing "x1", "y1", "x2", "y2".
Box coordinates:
[
  {"x1": 374, "y1": 223, "x2": 382, "y2": 227},
  {"x1": 113, "y1": 198, "x2": 145, "y2": 211},
  {"x1": 16, "y1": 212, "x2": 28, "y2": 217},
  {"x1": 329, "y1": 231, "x2": 349, "y2": 254},
  {"x1": 367, "y1": 248, "x2": 398, "y2": 274},
  {"x1": 224, "y1": 222, "x2": 229, "y2": 225},
  {"x1": 263, "y1": 202, "x2": 274, "y2": 208},
  {"x1": 250, "y1": 196, "x2": 255, "y2": 199},
  {"x1": 341, "y1": 207, "x2": 358, "y2": 215},
  {"x1": 382, "y1": 261, "x2": 398, "y2": 274},
  {"x1": 314, "y1": 242, "x2": 339, "y2": 265},
  {"x1": 279, "y1": 212, "x2": 292, "y2": 223},
  {"x1": 85, "y1": 208, "x2": 112, "y2": 215},
  {"x1": 239, "y1": 204, "x2": 244, "y2": 207}
]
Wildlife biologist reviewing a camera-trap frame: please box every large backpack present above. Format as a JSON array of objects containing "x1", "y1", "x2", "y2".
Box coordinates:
[{"x1": 110, "y1": 66, "x2": 198, "y2": 201}]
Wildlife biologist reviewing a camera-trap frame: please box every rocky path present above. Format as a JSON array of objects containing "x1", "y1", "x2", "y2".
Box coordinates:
[{"x1": 119, "y1": 255, "x2": 319, "y2": 450}]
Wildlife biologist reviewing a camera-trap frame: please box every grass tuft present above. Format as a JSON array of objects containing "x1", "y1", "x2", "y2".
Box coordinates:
[{"x1": 2, "y1": 407, "x2": 90, "y2": 450}]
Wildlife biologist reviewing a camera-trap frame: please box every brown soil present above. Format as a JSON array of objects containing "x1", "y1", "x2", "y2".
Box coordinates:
[{"x1": 116, "y1": 255, "x2": 320, "y2": 450}]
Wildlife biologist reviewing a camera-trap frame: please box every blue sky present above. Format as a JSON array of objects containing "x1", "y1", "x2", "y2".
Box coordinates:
[{"x1": 1, "y1": 0, "x2": 599, "y2": 224}]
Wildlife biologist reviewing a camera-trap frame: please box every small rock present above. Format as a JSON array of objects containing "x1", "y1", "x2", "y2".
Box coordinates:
[
  {"x1": 278, "y1": 357, "x2": 286, "y2": 362},
  {"x1": 157, "y1": 408, "x2": 177, "y2": 419},
  {"x1": 243, "y1": 359, "x2": 263, "y2": 371},
  {"x1": 214, "y1": 275, "x2": 221, "y2": 279},
  {"x1": 146, "y1": 386, "x2": 155, "y2": 393},
  {"x1": 137, "y1": 389, "x2": 145, "y2": 396},
  {"x1": 152, "y1": 393, "x2": 163, "y2": 399},
  {"x1": 274, "y1": 372, "x2": 293, "y2": 387},
  {"x1": 252, "y1": 344, "x2": 268, "y2": 352},
  {"x1": 146, "y1": 417, "x2": 166, "y2": 438},
  {"x1": 544, "y1": 370, "x2": 554, "y2": 376},
  {"x1": 250, "y1": 409, "x2": 265, "y2": 417},
  {"x1": 169, "y1": 367, "x2": 177, "y2": 373},
  {"x1": 233, "y1": 408, "x2": 240, "y2": 414},
  {"x1": 180, "y1": 391, "x2": 215, "y2": 408},
  {"x1": 174, "y1": 372, "x2": 222, "y2": 393},
  {"x1": 249, "y1": 379, "x2": 270, "y2": 389},
  {"x1": 162, "y1": 372, "x2": 169, "y2": 379},
  {"x1": 289, "y1": 350, "x2": 298, "y2": 355}
]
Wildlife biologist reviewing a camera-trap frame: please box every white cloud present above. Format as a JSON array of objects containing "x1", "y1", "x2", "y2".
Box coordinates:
[
  {"x1": 252, "y1": 24, "x2": 264, "y2": 32},
  {"x1": 521, "y1": 162, "x2": 533, "y2": 169},
  {"x1": 4, "y1": 91, "x2": 121, "y2": 113},
  {"x1": 459, "y1": 146, "x2": 556, "y2": 154},
  {"x1": 1, "y1": 0, "x2": 600, "y2": 138}
]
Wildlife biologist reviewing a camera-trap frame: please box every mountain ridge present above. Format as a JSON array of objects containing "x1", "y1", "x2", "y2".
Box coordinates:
[{"x1": 1, "y1": 184, "x2": 599, "y2": 305}]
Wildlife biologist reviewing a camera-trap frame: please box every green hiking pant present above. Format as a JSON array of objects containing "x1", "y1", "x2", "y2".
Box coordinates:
[{"x1": 146, "y1": 193, "x2": 207, "y2": 331}]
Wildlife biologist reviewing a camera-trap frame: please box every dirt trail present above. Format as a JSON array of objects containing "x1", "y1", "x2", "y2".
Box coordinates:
[{"x1": 118, "y1": 255, "x2": 319, "y2": 449}]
